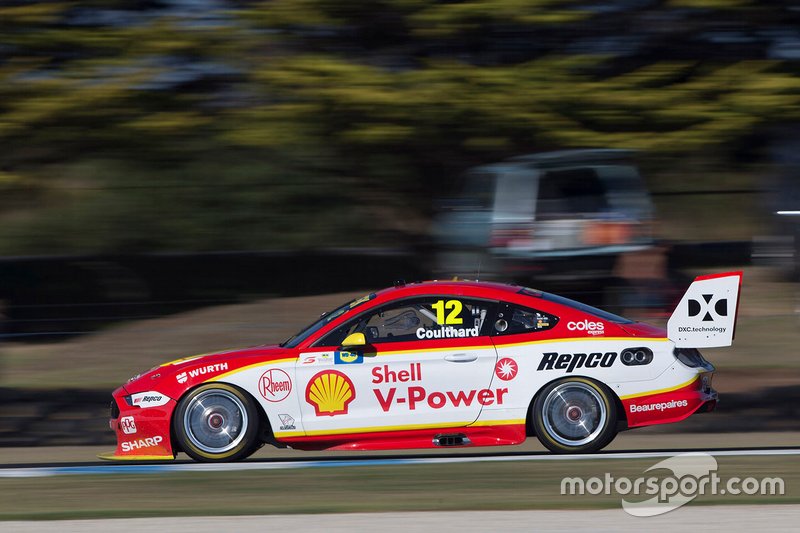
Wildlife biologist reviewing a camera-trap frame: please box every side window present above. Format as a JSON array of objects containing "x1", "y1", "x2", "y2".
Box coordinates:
[
  {"x1": 492, "y1": 304, "x2": 557, "y2": 336},
  {"x1": 537, "y1": 168, "x2": 609, "y2": 217},
  {"x1": 316, "y1": 297, "x2": 494, "y2": 346}
]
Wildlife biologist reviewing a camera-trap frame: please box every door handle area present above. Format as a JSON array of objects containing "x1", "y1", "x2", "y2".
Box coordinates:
[{"x1": 445, "y1": 353, "x2": 478, "y2": 363}]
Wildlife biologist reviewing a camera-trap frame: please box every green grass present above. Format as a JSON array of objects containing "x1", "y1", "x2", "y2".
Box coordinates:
[{"x1": 1, "y1": 456, "x2": 797, "y2": 520}]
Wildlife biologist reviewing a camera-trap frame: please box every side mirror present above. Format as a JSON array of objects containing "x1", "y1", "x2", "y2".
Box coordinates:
[{"x1": 341, "y1": 332, "x2": 366, "y2": 348}]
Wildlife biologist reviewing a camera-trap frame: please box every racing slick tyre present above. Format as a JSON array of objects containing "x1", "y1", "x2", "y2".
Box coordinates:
[
  {"x1": 532, "y1": 377, "x2": 618, "y2": 454},
  {"x1": 174, "y1": 383, "x2": 261, "y2": 462}
]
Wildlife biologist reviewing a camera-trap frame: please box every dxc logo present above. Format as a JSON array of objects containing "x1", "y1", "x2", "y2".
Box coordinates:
[{"x1": 688, "y1": 294, "x2": 727, "y2": 322}]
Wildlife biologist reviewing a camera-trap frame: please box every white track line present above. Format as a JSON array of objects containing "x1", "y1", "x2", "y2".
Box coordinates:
[{"x1": 1, "y1": 448, "x2": 798, "y2": 478}]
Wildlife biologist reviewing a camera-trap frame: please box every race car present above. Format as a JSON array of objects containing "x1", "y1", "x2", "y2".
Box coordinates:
[{"x1": 101, "y1": 271, "x2": 741, "y2": 462}]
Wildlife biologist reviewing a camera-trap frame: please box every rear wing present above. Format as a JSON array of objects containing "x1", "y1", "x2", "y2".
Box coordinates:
[{"x1": 667, "y1": 271, "x2": 743, "y2": 348}]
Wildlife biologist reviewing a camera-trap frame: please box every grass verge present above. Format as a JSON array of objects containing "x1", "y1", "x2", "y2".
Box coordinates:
[{"x1": 1, "y1": 456, "x2": 797, "y2": 520}]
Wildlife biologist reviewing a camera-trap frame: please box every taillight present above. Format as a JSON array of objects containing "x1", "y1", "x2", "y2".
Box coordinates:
[
  {"x1": 583, "y1": 221, "x2": 633, "y2": 246},
  {"x1": 490, "y1": 226, "x2": 532, "y2": 248}
]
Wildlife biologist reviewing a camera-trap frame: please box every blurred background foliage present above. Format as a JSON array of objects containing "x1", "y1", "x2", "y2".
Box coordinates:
[{"x1": 1, "y1": 0, "x2": 799, "y2": 254}]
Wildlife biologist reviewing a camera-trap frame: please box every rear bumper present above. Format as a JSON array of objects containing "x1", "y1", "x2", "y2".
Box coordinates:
[{"x1": 622, "y1": 373, "x2": 717, "y2": 428}]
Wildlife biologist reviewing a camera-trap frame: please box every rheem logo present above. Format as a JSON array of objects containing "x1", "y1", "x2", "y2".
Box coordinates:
[{"x1": 259, "y1": 368, "x2": 292, "y2": 402}]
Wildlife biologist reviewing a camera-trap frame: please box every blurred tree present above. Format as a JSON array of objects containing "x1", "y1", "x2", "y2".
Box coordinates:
[{"x1": 0, "y1": 0, "x2": 798, "y2": 254}]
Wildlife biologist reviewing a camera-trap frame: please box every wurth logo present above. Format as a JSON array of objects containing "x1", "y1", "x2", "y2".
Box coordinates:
[
  {"x1": 176, "y1": 363, "x2": 229, "y2": 384},
  {"x1": 688, "y1": 294, "x2": 728, "y2": 322}
]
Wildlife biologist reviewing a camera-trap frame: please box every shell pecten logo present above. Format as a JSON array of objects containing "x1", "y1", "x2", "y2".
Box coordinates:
[{"x1": 305, "y1": 370, "x2": 356, "y2": 416}]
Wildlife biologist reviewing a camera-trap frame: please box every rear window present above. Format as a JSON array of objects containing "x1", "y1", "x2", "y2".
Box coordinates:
[{"x1": 519, "y1": 288, "x2": 633, "y2": 324}]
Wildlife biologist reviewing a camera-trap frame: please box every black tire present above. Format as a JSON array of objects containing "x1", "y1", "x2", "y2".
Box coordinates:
[
  {"x1": 174, "y1": 383, "x2": 261, "y2": 462},
  {"x1": 532, "y1": 377, "x2": 618, "y2": 454}
]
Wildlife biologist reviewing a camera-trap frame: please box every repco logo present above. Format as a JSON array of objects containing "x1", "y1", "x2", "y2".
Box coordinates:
[
  {"x1": 567, "y1": 320, "x2": 604, "y2": 336},
  {"x1": 538, "y1": 352, "x2": 617, "y2": 373}
]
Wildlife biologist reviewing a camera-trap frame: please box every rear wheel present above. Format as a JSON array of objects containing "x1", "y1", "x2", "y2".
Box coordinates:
[
  {"x1": 533, "y1": 377, "x2": 617, "y2": 453},
  {"x1": 174, "y1": 383, "x2": 261, "y2": 462}
]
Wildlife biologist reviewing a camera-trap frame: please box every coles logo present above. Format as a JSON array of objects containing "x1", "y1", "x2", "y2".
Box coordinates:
[
  {"x1": 259, "y1": 368, "x2": 292, "y2": 402},
  {"x1": 494, "y1": 358, "x2": 518, "y2": 381},
  {"x1": 306, "y1": 370, "x2": 355, "y2": 417},
  {"x1": 567, "y1": 320, "x2": 604, "y2": 336},
  {"x1": 120, "y1": 416, "x2": 137, "y2": 435}
]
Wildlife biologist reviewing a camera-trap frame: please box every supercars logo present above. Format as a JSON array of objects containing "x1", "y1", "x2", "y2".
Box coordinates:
[
  {"x1": 259, "y1": 368, "x2": 292, "y2": 402},
  {"x1": 494, "y1": 358, "x2": 518, "y2": 381},
  {"x1": 306, "y1": 370, "x2": 355, "y2": 417},
  {"x1": 334, "y1": 351, "x2": 363, "y2": 365}
]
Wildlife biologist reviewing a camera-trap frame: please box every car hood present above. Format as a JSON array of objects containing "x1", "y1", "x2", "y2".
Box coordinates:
[{"x1": 123, "y1": 344, "x2": 294, "y2": 395}]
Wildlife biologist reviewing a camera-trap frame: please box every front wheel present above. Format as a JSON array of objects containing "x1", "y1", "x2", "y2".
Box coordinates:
[
  {"x1": 532, "y1": 378, "x2": 618, "y2": 454},
  {"x1": 174, "y1": 383, "x2": 261, "y2": 462}
]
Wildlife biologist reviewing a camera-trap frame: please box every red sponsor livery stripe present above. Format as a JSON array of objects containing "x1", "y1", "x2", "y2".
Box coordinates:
[
  {"x1": 278, "y1": 423, "x2": 527, "y2": 451},
  {"x1": 622, "y1": 376, "x2": 715, "y2": 428}
]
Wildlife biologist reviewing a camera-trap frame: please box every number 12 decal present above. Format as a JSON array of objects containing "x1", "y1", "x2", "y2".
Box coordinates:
[{"x1": 431, "y1": 300, "x2": 463, "y2": 325}]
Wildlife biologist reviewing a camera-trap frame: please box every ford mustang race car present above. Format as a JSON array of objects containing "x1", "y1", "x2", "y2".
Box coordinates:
[{"x1": 101, "y1": 272, "x2": 741, "y2": 462}]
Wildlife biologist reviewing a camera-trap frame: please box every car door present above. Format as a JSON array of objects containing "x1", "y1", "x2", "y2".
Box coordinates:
[{"x1": 295, "y1": 296, "x2": 498, "y2": 437}]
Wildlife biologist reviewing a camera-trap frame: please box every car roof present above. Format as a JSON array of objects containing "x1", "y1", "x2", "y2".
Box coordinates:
[
  {"x1": 371, "y1": 280, "x2": 525, "y2": 302},
  {"x1": 506, "y1": 149, "x2": 636, "y2": 167}
]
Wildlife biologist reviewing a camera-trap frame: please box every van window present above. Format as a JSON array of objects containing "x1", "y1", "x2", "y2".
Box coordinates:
[
  {"x1": 537, "y1": 168, "x2": 609, "y2": 216},
  {"x1": 492, "y1": 169, "x2": 537, "y2": 222}
]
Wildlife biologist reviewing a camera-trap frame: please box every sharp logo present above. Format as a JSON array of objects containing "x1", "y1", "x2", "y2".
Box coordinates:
[
  {"x1": 121, "y1": 436, "x2": 164, "y2": 452},
  {"x1": 688, "y1": 294, "x2": 728, "y2": 322}
]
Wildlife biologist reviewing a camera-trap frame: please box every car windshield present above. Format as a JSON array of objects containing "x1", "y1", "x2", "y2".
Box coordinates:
[
  {"x1": 280, "y1": 293, "x2": 376, "y2": 348},
  {"x1": 519, "y1": 288, "x2": 633, "y2": 324}
]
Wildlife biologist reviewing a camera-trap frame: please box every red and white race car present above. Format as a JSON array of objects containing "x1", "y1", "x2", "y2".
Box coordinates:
[{"x1": 102, "y1": 272, "x2": 741, "y2": 462}]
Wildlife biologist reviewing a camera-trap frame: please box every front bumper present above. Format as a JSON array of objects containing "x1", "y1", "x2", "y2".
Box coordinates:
[{"x1": 99, "y1": 386, "x2": 177, "y2": 461}]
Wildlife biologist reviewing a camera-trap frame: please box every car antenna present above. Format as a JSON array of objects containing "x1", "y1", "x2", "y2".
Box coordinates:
[{"x1": 476, "y1": 258, "x2": 482, "y2": 281}]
